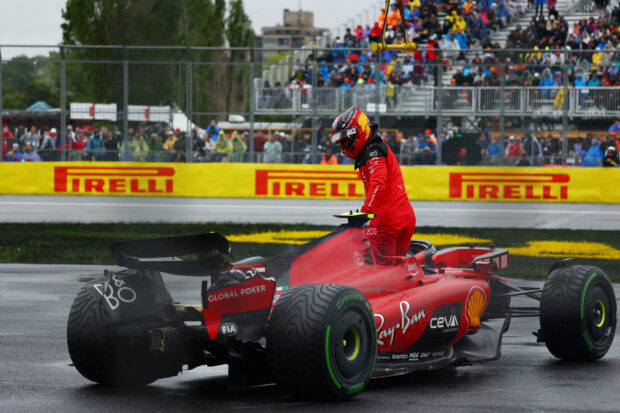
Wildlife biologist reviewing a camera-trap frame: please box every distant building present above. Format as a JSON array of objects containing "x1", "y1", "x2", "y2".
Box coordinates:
[{"x1": 256, "y1": 9, "x2": 329, "y2": 59}]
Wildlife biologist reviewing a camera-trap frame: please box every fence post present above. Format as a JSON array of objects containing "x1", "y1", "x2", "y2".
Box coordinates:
[
  {"x1": 249, "y1": 50, "x2": 255, "y2": 163},
  {"x1": 123, "y1": 47, "x2": 129, "y2": 151},
  {"x1": 374, "y1": 57, "x2": 380, "y2": 128},
  {"x1": 0, "y1": 47, "x2": 3, "y2": 162},
  {"x1": 499, "y1": 62, "x2": 506, "y2": 162},
  {"x1": 60, "y1": 46, "x2": 67, "y2": 161},
  {"x1": 436, "y1": 49, "x2": 443, "y2": 164},
  {"x1": 311, "y1": 52, "x2": 318, "y2": 163},
  {"x1": 186, "y1": 47, "x2": 192, "y2": 163},
  {"x1": 561, "y1": 58, "x2": 569, "y2": 165}
]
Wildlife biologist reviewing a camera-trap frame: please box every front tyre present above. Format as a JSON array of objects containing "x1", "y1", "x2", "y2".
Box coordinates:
[
  {"x1": 540, "y1": 265, "x2": 617, "y2": 361},
  {"x1": 267, "y1": 284, "x2": 376, "y2": 399}
]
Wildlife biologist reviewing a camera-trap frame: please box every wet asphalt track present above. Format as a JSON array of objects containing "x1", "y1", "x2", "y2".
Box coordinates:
[
  {"x1": 1, "y1": 195, "x2": 620, "y2": 230},
  {"x1": 1, "y1": 263, "x2": 619, "y2": 413}
]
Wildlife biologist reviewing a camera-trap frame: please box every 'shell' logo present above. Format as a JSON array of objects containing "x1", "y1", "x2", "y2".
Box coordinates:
[
  {"x1": 54, "y1": 166, "x2": 175, "y2": 194},
  {"x1": 255, "y1": 169, "x2": 364, "y2": 197},
  {"x1": 449, "y1": 172, "x2": 569, "y2": 200}
]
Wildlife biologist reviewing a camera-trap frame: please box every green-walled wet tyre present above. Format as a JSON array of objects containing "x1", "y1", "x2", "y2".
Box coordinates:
[
  {"x1": 540, "y1": 265, "x2": 617, "y2": 361},
  {"x1": 267, "y1": 284, "x2": 377, "y2": 399}
]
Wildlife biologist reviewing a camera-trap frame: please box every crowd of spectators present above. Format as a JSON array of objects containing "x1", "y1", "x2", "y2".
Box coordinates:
[
  {"x1": 257, "y1": 1, "x2": 619, "y2": 106},
  {"x1": 1, "y1": 122, "x2": 250, "y2": 163},
  {"x1": 2, "y1": 118, "x2": 620, "y2": 167},
  {"x1": 446, "y1": 4, "x2": 620, "y2": 89},
  {"x1": 436, "y1": 119, "x2": 620, "y2": 166},
  {"x1": 473, "y1": 128, "x2": 620, "y2": 166},
  {"x1": 259, "y1": 0, "x2": 532, "y2": 103}
]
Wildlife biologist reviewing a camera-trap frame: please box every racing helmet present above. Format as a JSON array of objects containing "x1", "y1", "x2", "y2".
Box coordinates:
[{"x1": 331, "y1": 107, "x2": 373, "y2": 159}]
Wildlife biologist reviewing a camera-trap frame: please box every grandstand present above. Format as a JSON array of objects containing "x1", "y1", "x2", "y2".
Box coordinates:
[{"x1": 255, "y1": 0, "x2": 618, "y2": 119}]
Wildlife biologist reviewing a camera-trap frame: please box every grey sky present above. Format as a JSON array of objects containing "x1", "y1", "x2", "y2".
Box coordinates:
[{"x1": 0, "y1": 0, "x2": 381, "y2": 47}]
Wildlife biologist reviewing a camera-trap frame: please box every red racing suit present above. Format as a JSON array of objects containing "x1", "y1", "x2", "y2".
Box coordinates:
[{"x1": 356, "y1": 138, "x2": 416, "y2": 265}]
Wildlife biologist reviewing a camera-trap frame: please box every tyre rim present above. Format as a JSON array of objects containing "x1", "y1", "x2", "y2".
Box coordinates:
[
  {"x1": 343, "y1": 327, "x2": 361, "y2": 361},
  {"x1": 586, "y1": 286, "x2": 611, "y2": 344},
  {"x1": 332, "y1": 308, "x2": 371, "y2": 380},
  {"x1": 593, "y1": 299, "x2": 606, "y2": 328}
]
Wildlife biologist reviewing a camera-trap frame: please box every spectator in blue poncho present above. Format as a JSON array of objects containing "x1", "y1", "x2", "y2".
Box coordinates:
[
  {"x1": 206, "y1": 120, "x2": 220, "y2": 142},
  {"x1": 540, "y1": 70, "x2": 555, "y2": 98},
  {"x1": 582, "y1": 138, "x2": 604, "y2": 166},
  {"x1": 574, "y1": 72, "x2": 587, "y2": 103},
  {"x1": 454, "y1": 28, "x2": 468, "y2": 51}
]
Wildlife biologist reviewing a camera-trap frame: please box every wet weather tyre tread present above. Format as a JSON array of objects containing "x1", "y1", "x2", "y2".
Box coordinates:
[
  {"x1": 540, "y1": 265, "x2": 617, "y2": 361},
  {"x1": 66, "y1": 282, "x2": 155, "y2": 386},
  {"x1": 267, "y1": 284, "x2": 376, "y2": 399}
]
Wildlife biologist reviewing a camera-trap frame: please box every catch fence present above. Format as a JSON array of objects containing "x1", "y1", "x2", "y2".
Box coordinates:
[{"x1": 1, "y1": 45, "x2": 618, "y2": 166}]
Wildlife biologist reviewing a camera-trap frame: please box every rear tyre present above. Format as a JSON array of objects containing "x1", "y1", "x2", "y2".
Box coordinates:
[
  {"x1": 267, "y1": 284, "x2": 376, "y2": 399},
  {"x1": 67, "y1": 284, "x2": 157, "y2": 385},
  {"x1": 67, "y1": 273, "x2": 180, "y2": 386},
  {"x1": 540, "y1": 265, "x2": 617, "y2": 361}
]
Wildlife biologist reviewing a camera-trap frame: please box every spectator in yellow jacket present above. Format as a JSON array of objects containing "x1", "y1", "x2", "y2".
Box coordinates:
[
  {"x1": 163, "y1": 130, "x2": 178, "y2": 152},
  {"x1": 230, "y1": 131, "x2": 248, "y2": 162},
  {"x1": 214, "y1": 130, "x2": 232, "y2": 161}
]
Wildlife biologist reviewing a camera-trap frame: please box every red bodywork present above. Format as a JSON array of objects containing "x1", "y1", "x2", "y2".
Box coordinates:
[
  {"x1": 203, "y1": 226, "x2": 507, "y2": 361},
  {"x1": 286, "y1": 227, "x2": 496, "y2": 354}
]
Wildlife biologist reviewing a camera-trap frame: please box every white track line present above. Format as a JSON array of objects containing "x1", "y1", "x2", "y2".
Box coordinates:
[{"x1": 0, "y1": 200, "x2": 618, "y2": 215}]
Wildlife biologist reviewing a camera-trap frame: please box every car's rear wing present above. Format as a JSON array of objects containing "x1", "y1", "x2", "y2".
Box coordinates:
[{"x1": 111, "y1": 233, "x2": 232, "y2": 275}]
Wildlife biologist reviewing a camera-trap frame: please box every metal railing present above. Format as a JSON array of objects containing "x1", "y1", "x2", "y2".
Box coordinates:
[
  {"x1": 254, "y1": 85, "x2": 620, "y2": 117},
  {"x1": 2, "y1": 45, "x2": 619, "y2": 167}
]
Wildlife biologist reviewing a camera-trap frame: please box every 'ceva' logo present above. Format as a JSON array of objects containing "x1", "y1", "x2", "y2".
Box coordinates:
[
  {"x1": 54, "y1": 166, "x2": 175, "y2": 194},
  {"x1": 255, "y1": 169, "x2": 364, "y2": 198},
  {"x1": 449, "y1": 172, "x2": 569, "y2": 200}
]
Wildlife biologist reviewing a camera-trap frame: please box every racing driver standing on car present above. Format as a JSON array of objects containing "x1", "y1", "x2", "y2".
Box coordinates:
[{"x1": 331, "y1": 107, "x2": 415, "y2": 265}]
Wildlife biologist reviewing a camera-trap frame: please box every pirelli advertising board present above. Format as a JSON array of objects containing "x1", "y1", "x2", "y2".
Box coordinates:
[{"x1": 1, "y1": 162, "x2": 620, "y2": 203}]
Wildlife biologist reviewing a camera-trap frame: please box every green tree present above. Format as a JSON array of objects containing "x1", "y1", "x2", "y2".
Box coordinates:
[
  {"x1": 225, "y1": 0, "x2": 255, "y2": 48},
  {"x1": 182, "y1": 0, "x2": 227, "y2": 120},
  {"x1": 223, "y1": 0, "x2": 255, "y2": 114},
  {"x1": 61, "y1": 0, "x2": 184, "y2": 106},
  {"x1": 62, "y1": 0, "x2": 182, "y2": 46},
  {"x1": 2, "y1": 55, "x2": 60, "y2": 110},
  {"x1": 2, "y1": 57, "x2": 37, "y2": 92},
  {"x1": 59, "y1": 0, "x2": 256, "y2": 122}
]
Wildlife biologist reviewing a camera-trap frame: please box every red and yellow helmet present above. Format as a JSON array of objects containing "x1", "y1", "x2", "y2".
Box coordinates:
[{"x1": 331, "y1": 107, "x2": 373, "y2": 159}]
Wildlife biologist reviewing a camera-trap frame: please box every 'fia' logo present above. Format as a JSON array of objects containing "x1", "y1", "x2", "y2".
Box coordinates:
[{"x1": 220, "y1": 322, "x2": 238, "y2": 336}]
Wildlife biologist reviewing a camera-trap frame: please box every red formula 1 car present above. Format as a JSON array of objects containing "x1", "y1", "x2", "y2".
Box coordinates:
[{"x1": 67, "y1": 213, "x2": 617, "y2": 399}]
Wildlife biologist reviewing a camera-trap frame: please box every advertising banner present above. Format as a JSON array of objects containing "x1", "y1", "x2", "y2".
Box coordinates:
[{"x1": 1, "y1": 162, "x2": 619, "y2": 203}]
